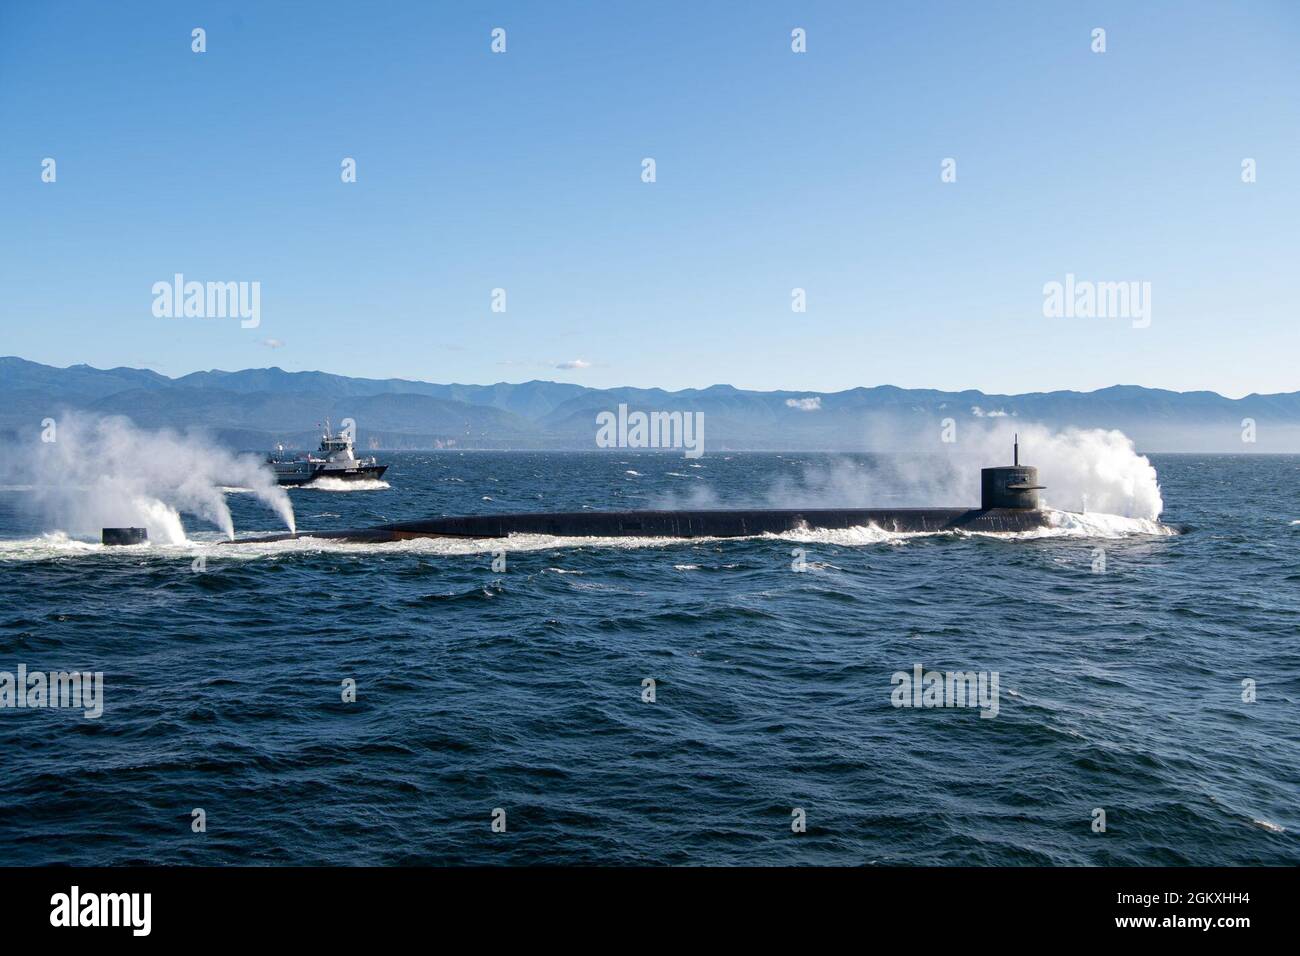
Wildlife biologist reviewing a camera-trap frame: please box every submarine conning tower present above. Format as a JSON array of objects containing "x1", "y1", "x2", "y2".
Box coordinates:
[{"x1": 980, "y1": 435, "x2": 1045, "y2": 510}]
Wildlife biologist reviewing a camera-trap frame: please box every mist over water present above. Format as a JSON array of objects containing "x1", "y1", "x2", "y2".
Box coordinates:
[
  {"x1": 883, "y1": 422, "x2": 1165, "y2": 519},
  {"x1": 0, "y1": 415, "x2": 295, "y2": 543},
  {"x1": 656, "y1": 423, "x2": 1164, "y2": 521}
]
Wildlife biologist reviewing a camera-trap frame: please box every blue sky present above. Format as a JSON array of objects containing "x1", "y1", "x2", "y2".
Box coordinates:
[{"x1": 1, "y1": 1, "x2": 1297, "y2": 397}]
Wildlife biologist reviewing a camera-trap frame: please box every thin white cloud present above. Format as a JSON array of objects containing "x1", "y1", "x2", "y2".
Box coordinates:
[
  {"x1": 785, "y1": 396, "x2": 822, "y2": 411},
  {"x1": 260, "y1": 338, "x2": 285, "y2": 349},
  {"x1": 556, "y1": 359, "x2": 591, "y2": 370}
]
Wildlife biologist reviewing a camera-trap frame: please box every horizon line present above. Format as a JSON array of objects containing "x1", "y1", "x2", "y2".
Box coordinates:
[{"x1": 1, "y1": 356, "x2": 1287, "y2": 402}]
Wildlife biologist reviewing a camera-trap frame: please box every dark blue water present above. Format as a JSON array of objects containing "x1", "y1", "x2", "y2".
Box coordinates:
[{"x1": 1, "y1": 453, "x2": 1297, "y2": 865}]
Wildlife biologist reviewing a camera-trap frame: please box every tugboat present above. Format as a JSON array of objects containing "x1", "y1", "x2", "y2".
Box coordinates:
[{"x1": 266, "y1": 421, "x2": 388, "y2": 486}]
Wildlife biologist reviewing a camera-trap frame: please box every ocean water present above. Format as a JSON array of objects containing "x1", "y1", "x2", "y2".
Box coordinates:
[{"x1": 0, "y1": 451, "x2": 1297, "y2": 865}]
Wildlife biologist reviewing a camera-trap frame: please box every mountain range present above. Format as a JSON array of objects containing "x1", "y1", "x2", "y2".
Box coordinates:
[{"x1": 2, "y1": 356, "x2": 1297, "y2": 452}]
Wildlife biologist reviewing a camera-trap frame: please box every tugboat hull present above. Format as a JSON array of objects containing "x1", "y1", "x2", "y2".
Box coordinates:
[{"x1": 277, "y1": 464, "x2": 388, "y2": 487}]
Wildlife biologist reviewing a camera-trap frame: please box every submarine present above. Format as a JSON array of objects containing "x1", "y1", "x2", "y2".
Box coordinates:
[{"x1": 227, "y1": 438, "x2": 1050, "y2": 544}]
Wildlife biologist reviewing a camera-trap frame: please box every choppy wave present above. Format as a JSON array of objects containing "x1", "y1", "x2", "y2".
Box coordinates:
[
  {"x1": 300, "y1": 477, "x2": 390, "y2": 491},
  {"x1": 0, "y1": 530, "x2": 231, "y2": 561},
  {"x1": 772, "y1": 510, "x2": 1174, "y2": 545},
  {"x1": 1042, "y1": 509, "x2": 1175, "y2": 538},
  {"x1": 770, "y1": 525, "x2": 928, "y2": 546},
  {"x1": 0, "y1": 531, "x2": 109, "y2": 559}
]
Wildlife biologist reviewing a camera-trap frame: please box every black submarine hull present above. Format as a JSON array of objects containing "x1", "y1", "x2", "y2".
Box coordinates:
[{"x1": 229, "y1": 506, "x2": 1050, "y2": 544}]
